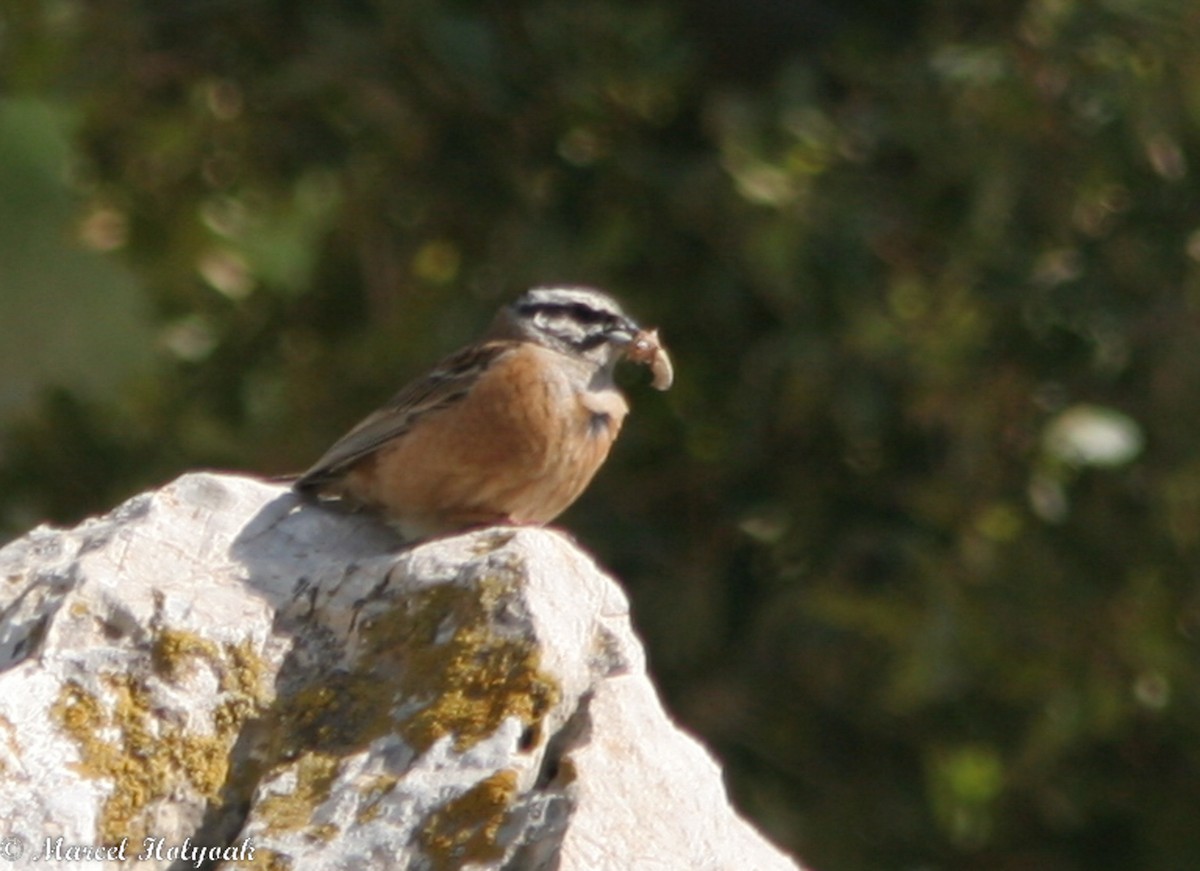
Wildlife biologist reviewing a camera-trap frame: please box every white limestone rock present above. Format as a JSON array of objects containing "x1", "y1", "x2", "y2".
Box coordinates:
[{"x1": 0, "y1": 472, "x2": 801, "y2": 870}]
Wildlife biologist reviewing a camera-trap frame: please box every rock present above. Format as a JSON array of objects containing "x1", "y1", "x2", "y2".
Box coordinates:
[{"x1": 0, "y1": 472, "x2": 802, "y2": 870}]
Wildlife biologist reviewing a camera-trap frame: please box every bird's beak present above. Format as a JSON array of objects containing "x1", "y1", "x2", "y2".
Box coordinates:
[{"x1": 605, "y1": 318, "x2": 641, "y2": 346}]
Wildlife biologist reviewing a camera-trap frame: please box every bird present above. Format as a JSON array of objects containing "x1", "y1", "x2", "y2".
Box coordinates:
[{"x1": 295, "y1": 286, "x2": 673, "y2": 539}]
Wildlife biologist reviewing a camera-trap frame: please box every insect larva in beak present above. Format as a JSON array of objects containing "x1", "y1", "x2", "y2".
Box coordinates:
[{"x1": 627, "y1": 328, "x2": 674, "y2": 391}]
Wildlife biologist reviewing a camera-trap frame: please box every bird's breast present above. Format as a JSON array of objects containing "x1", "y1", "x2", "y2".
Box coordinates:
[{"x1": 342, "y1": 342, "x2": 629, "y2": 534}]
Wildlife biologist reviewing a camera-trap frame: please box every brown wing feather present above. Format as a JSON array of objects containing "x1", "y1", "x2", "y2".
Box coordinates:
[{"x1": 296, "y1": 340, "x2": 518, "y2": 490}]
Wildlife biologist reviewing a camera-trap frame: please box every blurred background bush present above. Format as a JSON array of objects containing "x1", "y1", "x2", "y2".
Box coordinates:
[{"x1": 4, "y1": 1, "x2": 1200, "y2": 868}]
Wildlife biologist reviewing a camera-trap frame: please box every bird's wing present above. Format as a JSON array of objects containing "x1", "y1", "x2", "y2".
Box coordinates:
[{"x1": 296, "y1": 340, "x2": 518, "y2": 489}]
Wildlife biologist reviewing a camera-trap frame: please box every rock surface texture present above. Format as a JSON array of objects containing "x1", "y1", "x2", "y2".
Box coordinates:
[{"x1": 0, "y1": 472, "x2": 801, "y2": 870}]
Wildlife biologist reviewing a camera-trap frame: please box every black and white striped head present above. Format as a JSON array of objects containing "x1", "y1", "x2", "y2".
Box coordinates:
[{"x1": 491, "y1": 286, "x2": 641, "y2": 368}]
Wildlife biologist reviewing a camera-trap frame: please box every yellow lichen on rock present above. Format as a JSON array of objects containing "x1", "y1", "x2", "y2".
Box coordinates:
[
  {"x1": 150, "y1": 628, "x2": 220, "y2": 682},
  {"x1": 263, "y1": 565, "x2": 560, "y2": 764},
  {"x1": 256, "y1": 751, "x2": 341, "y2": 836},
  {"x1": 241, "y1": 564, "x2": 558, "y2": 848},
  {"x1": 355, "y1": 773, "x2": 398, "y2": 824},
  {"x1": 51, "y1": 628, "x2": 272, "y2": 844},
  {"x1": 239, "y1": 847, "x2": 295, "y2": 871},
  {"x1": 362, "y1": 569, "x2": 561, "y2": 755},
  {"x1": 418, "y1": 769, "x2": 520, "y2": 871}
]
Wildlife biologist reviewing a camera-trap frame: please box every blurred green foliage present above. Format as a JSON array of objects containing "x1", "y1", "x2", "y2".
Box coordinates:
[
  {"x1": 0, "y1": 97, "x2": 151, "y2": 432},
  {"x1": 5, "y1": 0, "x2": 1200, "y2": 868}
]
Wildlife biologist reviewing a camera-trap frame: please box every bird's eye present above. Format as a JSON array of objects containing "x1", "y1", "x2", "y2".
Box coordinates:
[{"x1": 567, "y1": 302, "x2": 609, "y2": 325}]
